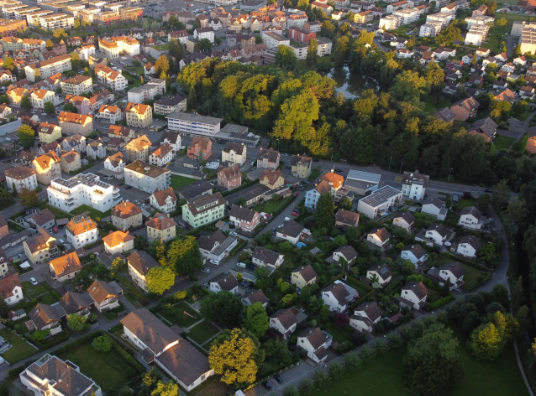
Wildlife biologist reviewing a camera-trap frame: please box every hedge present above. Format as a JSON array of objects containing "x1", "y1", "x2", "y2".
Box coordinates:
[
  {"x1": 271, "y1": 196, "x2": 296, "y2": 217},
  {"x1": 9, "y1": 208, "x2": 26, "y2": 220},
  {"x1": 29, "y1": 329, "x2": 71, "y2": 350},
  {"x1": 8, "y1": 365, "x2": 25, "y2": 378},
  {"x1": 347, "y1": 276, "x2": 374, "y2": 292},
  {"x1": 111, "y1": 340, "x2": 146, "y2": 373},
  {"x1": 349, "y1": 290, "x2": 376, "y2": 311},
  {"x1": 426, "y1": 294, "x2": 455, "y2": 311},
  {"x1": 51, "y1": 330, "x2": 103, "y2": 355},
  {"x1": 320, "y1": 273, "x2": 345, "y2": 288}
]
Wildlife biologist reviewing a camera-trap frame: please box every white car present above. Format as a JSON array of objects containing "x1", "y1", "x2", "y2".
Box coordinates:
[
  {"x1": 230, "y1": 231, "x2": 238, "y2": 236},
  {"x1": 209, "y1": 260, "x2": 220, "y2": 265},
  {"x1": 201, "y1": 267, "x2": 211, "y2": 273},
  {"x1": 41, "y1": 113, "x2": 47, "y2": 116},
  {"x1": 30, "y1": 277, "x2": 38, "y2": 286},
  {"x1": 236, "y1": 262, "x2": 246, "y2": 268}
]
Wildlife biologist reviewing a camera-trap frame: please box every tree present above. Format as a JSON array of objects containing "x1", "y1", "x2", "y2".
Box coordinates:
[
  {"x1": 195, "y1": 38, "x2": 212, "y2": 51},
  {"x1": 513, "y1": 43, "x2": 521, "y2": 56},
  {"x1": 3, "y1": 57, "x2": 13, "y2": 71},
  {"x1": 67, "y1": 314, "x2": 88, "y2": 332},
  {"x1": 200, "y1": 291, "x2": 244, "y2": 328},
  {"x1": 111, "y1": 257, "x2": 124, "y2": 275},
  {"x1": 435, "y1": 22, "x2": 461, "y2": 47},
  {"x1": 46, "y1": 39, "x2": 53, "y2": 50},
  {"x1": 333, "y1": 36, "x2": 350, "y2": 66},
  {"x1": 64, "y1": 102, "x2": 78, "y2": 113},
  {"x1": 477, "y1": 193, "x2": 491, "y2": 212},
  {"x1": 488, "y1": 0, "x2": 497, "y2": 15},
  {"x1": 44, "y1": 101, "x2": 55, "y2": 114},
  {"x1": 20, "y1": 96, "x2": 32, "y2": 111},
  {"x1": 73, "y1": 19, "x2": 80, "y2": 29},
  {"x1": 20, "y1": 188, "x2": 39, "y2": 208},
  {"x1": 52, "y1": 28, "x2": 67, "y2": 39},
  {"x1": 255, "y1": 35, "x2": 263, "y2": 44},
  {"x1": 151, "y1": 381, "x2": 178, "y2": 396},
  {"x1": 146, "y1": 266, "x2": 175, "y2": 295},
  {"x1": 469, "y1": 322, "x2": 503, "y2": 360},
  {"x1": 151, "y1": 21, "x2": 160, "y2": 30},
  {"x1": 0, "y1": 296, "x2": 8, "y2": 318},
  {"x1": 208, "y1": 328, "x2": 264, "y2": 386},
  {"x1": 306, "y1": 38, "x2": 318, "y2": 67},
  {"x1": 316, "y1": 193, "x2": 335, "y2": 231},
  {"x1": 389, "y1": 70, "x2": 429, "y2": 106},
  {"x1": 134, "y1": 235, "x2": 147, "y2": 250},
  {"x1": 254, "y1": 266, "x2": 270, "y2": 280},
  {"x1": 187, "y1": 87, "x2": 197, "y2": 111},
  {"x1": 154, "y1": 54, "x2": 169, "y2": 75},
  {"x1": 167, "y1": 235, "x2": 203, "y2": 276},
  {"x1": 274, "y1": 45, "x2": 297, "y2": 69},
  {"x1": 70, "y1": 52, "x2": 83, "y2": 71},
  {"x1": 92, "y1": 335, "x2": 114, "y2": 352},
  {"x1": 0, "y1": 187, "x2": 14, "y2": 209},
  {"x1": 319, "y1": 305, "x2": 330, "y2": 322},
  {"x1": 242, "y1": 302, "x2": 269, "y2": 338},
  {"x1": 491, "y1": 179, "x2": 510, "y2": 209},
  {"x1": 0, "y1": 95, "x2": 10, "y2": 105},
  {"x1": 347, "y1": 11, "x2": 355, "y2": 22},
  {"x1": 403, "y1": 324, "x2": 464, "y2": 396},
  {"x1": 496, "y1": 17, "x2": 507, "y2": 27},
  {"x1": 31, "y1": 329, "x2": 50, "y2": 341}
]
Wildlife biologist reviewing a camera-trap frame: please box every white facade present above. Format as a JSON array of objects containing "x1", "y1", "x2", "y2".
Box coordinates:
[
  {"x1": 379, "y1": 15, "x2": 399, "y2": 30},
  {"x1": 193, "y1": 27, "x2": 215, "y2": 43},
  {"x1": 457, "y1": 241, "x2": 478, "y2": 257},
  {"x1": 167, "y1": 112, "x2": 223, "y2": 137},
  {"x1": 6, "y1": 169, "x2": 37, "y2": 193},
  {"x1": 127, "y1": 79, "x2": 166, "y2": 104},
  {"x1": 392, "y1": 8, "x2": 420, "y2": 25},
  {"x1": 30, "y1": 90, "x2": 60, "y2": 109},
  {"x1": 47, "y1": 173, "x2": 122, "y2": 213},
  {"x1": 357, "y1": 185, "x2": 403, "y2": 219},
  {"x1": 422, "y1": 200, "x2": 447, "y2": 221},
  {"x1": 426, "y1": 12, "x2": 455, "y2": 26},
  {"x1": 419, "y1": 22, "x2": 442, "y2": 37},
  {"x1": 465, "y1": 25, "x2": 490, "y2": 46},
  {"x1": 296, "y1": 329, "x2": 332, "y2": 363},
  {"x1": 124, "y1": 161, "x2": 171, "y2": 193},
  {"x1": 262, "y1": 32, "x2": 290, "y2": 49}
]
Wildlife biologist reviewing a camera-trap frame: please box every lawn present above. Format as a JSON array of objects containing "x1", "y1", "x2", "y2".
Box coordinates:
[
  {"x1": 252, "y1": 197, "x2": 294, "y2": 215},
  {"x1": 328, "y1": 325, "x2": 354, "y2": 343},
  {"x1": 37, "y1": 290, "x2": 62, "y2": 305},
  {"x1": 0, "y1": 328, "x2": 38, "y2": 364},
  {"x1": 308, "y1": 168, "x2": 321, "y2": 181},
  {"x1": 187, "y1": 320, "x2": 221, "y2": 345},
  {"x1": 170, "y1": 175, "x2": 197, "y2": 189},
  {"x1": 115, "y1": 273, "x2": 146, "y2": 307},
  {"x1": 423, "y1": 95, "x2": 453, "y2": 114},
  {"x1": 310, "y1": 328, "x2": 529, "y2": 396},
  {"x1": 153, "y1": 44, "x2": 169, "y2": 51},
  {"x1": 22, "y1": 281, "x2": 52, "y2": 297},
  {"x1": 160, "y1": 301, "x2": 201, "y2": 328},
  {"x1": 461, "y1": 263, "x2": 490, "y2": 291},
  {"x1": 56, "y1": 341, "x2": 133, "y2": 393},
  {"x1": 457, "y1": 199, "x2": 476, "y2": 209},
  {"x1": 71, "y1": 204, "x2": 111, "y2": 220},
  {"x1": 493, "y1": 135, "x2": 516, "y2": 151}
]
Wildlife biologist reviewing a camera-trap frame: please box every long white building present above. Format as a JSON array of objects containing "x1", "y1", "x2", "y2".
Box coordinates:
[
  {"x1": 166, "y1": 112, "x2": 223, "y2": 137},
  {"x1": 47, "y1": 173, "x2": 122, "y2": 213}
]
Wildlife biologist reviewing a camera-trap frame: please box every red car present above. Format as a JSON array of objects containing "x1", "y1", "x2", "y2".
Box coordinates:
[
  {"x1": 294, "y1": 192, "x2": 299, "y2": 196},
  {"x1": 291, "y1": 211, "x2": 299, "y2": 216},
  {"x1": 53, "y1": 226, "x2": 58, "y2": 233}
]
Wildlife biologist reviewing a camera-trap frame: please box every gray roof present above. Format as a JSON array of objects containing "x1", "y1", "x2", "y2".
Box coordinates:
[
  {"x1": 423, "y1": 197, "x2": 445, "y2": 210},
  {"x1": 292, "y1": 265, "x2": 318, "y2": 282},
  {"x1": 271, "y1": 308, "x2": 298, "y2": 329},
  {"x1": 253, "y1": 246, "x2": 281, "y2": 265},
  {"x1": 460, "y1": 206, "x2": 482, "y2": 220},
  {"x1": 59, "y1": 291, "x2": 90, "y2": 315},
  {"x1": 360, "y1": 185, "x2": 402, "y2": 207},
  {"x1": 368, "y1": 263, "x2": 392, "y2": 281},
  {"x1": 440, "y1": 262, "x2": 466, "y2": 279},
  {"x1": 210, "y1": 273, "x2": 239, "y2": 291},
  {"x1": 323, "y1": 282, "x2": 350, "y2": 305},
  {"x1": 30, "y1": 303, "x2": 60, "y2": 330},
  {"x1": 347, "y1": 169, "x2": 381, "y2": 184},
  {"x1": 403, "y1": 244, "x2": 427, "y2": 259},
  {"x1": 402, "y1": 170, "x2": 429, "y2": 187},
  {"x1": 0, "y1": 119, "x2": 22, "y2": 137},
  {"x1": 157, "y1": 340, "x2": 210, "y2": 387},
  {"x1": 395, "y1": 211, "x2": 415, "y2": 225},
  {"x1": 278, "y1": 220, "x2": 304, "y2": 238},
  {"x1": 166, "y1": 112, "x2": 223, "y2": 125},
  {"x1": 223, "y1": 142, "x2": 246, "y2": 155},
  {"x1": 354, "y1": 301, "x2": 382, "y2": 322},
  {"x1": 298, "y1": 327, "x2": 327, "y2": 349},
  {"x1": 334, "y1": 245, "x2": 357, "y2": 262},
  {"x1": 176, "y1": 180, "x2": 213, "y2": 201},
  {"x1": 127, "y1": 251, "x2": 158, "y2": 276},
  {"x1": 427, "y1": 223, "x2": 449, "y2": 237},
  {"x1": 369, "y1": 227, "x2": 391, "y2": 242},
  {"x1": 459, "y1": 235, "x2": 482, "y2": 250},
  {"x1": 230, "y1": 204, "x2": 257, "y2": 222},
  {"x1": 402, "y1": 282, "x2": 428, "y2": 299},
  {"x1": 242, "y1": 289, "x2": 269, "y2": 305}
]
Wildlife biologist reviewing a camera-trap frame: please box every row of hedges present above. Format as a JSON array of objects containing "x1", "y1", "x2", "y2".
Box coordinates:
[
  {"x1": 349, "y1": 289, "x2": 376, "y2": 311},
  {"x1": 272, "y1": 196, "x2": 296, "y2": 217},
  {"x1": 426, "y1": 294, "x2": 455, "y2": 311},
  {"x1": 320, "y1": 273, "x2": 345, "y2": 289},
  {"x1": 347, "y1": 276, "x2": 374, "y2": 293},
  {"x1": 222, "y1": 179, "x2": 259, "y2": 197},
  {"x1": 29, "y1": 329, "x2": 71, "y2": 350},
  {"x1": 51, "y1": 330, "x2": 103, "y2": 355},
  {"x1": 111, "y1": 339, "x2": 146, "y2": 373}
]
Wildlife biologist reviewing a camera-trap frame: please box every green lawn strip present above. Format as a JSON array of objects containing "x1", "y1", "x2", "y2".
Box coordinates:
[
  {"x1": 160, "y1": 301, "x2": 200, "y2": 328},
  {"x1": 56, "y1": 342, "x2": 131, "y2": 393},
  {"x1": 308, "y1": 168, "x2": 321, "y2": 181},
  {"x1": 70, "y1": 204, "x2": 111, "y2": 219},
  {"x1": 460, "y1": 263, "x2": 489, "y2": 291},
  {"x1": 22, "y1": 281, "x2": 52, "y2": 297},
  {"x1": 0, "y1": 328, "x2": 38, "y2": 363},
  {"x1": 493, "y1": 135, "x2": 516, "y2": 151},
  {"x1": 187, "y1": 320, "x2": 221, "y2": 345},
  {"x1": 43, "y1": 204, "x2": 71, "y2": 219},
  {"x1": 153, "y1": 44, "x2": 169, "y2": 51},
  {"x1": 115, "y1": 274, "x2": 148, "y2": 305},
  {"x1": 327, "y1": 325, "x2": 353, "y2": 343},
  {"x1": 170, "y1": 175, "x2": 197, "y2": 189},
  {"x1": 37, "y1": 290, "x2": 61, "y2": 305},
  {"x1": 457, "y1": 199, "x2": 476, "y2": 208}
]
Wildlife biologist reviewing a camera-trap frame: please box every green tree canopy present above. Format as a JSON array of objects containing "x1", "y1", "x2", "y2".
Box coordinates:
[
  {"x1": 20, "y1": 96, "x2": 32, "y2": 111},
  {"x1": 469, "y1": 322, "x2": 503, "y2": 360},
  {"x1": 274, "y1": 45, "x2": 297, "y2": 69},
  {"x1": 146, "y1": 266, "x2": 175, "y2": 295},
  {"x1": 200, "y1": 290, "x2": 243, "y2": 328},
  {"x1": 242, "y1": 302, "x2": 269, "y2": 338},
  {"x1": 67, "y1": 314, "x2": 89, "y2": 332},
  {"x1": 92, "y1": 335, "x2": 114, "y2": 352},
  {"x1": 44, "y1": 101, "x2": 55, "y2": 114},
  {"x1": 167, "y1": 235, "x2": 203, "y2": 275},
  {"x1": 20, "y1": 188, "x2": 39, "y2": 207},
  {"x1": 315, "y1": 193, "x2": 336, "y2": 231}
]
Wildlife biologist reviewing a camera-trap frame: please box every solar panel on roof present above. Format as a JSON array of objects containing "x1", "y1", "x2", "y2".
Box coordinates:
[{"x1": 380, "y1": 267, "x2": 388, "y2": 274}]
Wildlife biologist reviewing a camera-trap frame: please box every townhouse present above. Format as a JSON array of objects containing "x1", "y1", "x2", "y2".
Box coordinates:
[
  {"x1": 124, "y1": 160, "x2": 170, "y2": 193},
  {"x1": 182, "y1": 193, "x2": 225, "y2": 228},
  {"x1": 23, "y1": 228, "x2": 57, "y2": 265},
  {"x1": 97, "y1": 104, "x2": 123, "y2": 123},
  {"x1": 94, "y1": 65, "x2": 128, "y2": 91},
  {"x1": 32, "y1": 152, "x2": 61, "y2": 185},
  {"x1": 103, "y1": 230, "x2": 135, "y2": 255},
  {"x1": 209, "y1": 273, "x2": 239, "y2": 294},
  {"x1": 401, "y1": 170, "x2": 429, "y2": 201},
  {"x1": 230, "y1": 205, "x2": 261, "y2": 232},
  {"x1": 111, "y1": 201, "x2": 143, "y2": 230},
  {"x1": 125, "y1": 102, "x2": 152, "y2": 128},
  {"x1": 104, "y1": 151, "x2": 125, "y2": 179},
  {"x1": 146, "y1": 213, "x2": 177, "y2": 242},
  {"x1": 25, "y1": 54, "x2": 71, "y2": 82},
  {"x1": 149, "y1": 142, "x2": 173, "y2": 167},
  {"x1": 125, "y1": 135, "x2": 152, "y2": 162},
  {"x1": 58, "y1": 111, "x2": 93, "y2": 136},
  {"x1": 60, "y1": 75, "x2": 92, "y2": 95}
]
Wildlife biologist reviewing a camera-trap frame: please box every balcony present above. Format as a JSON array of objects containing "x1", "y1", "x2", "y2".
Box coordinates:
[{"x1": 49, "y1": 186, "x2": 70, "y2": 196}]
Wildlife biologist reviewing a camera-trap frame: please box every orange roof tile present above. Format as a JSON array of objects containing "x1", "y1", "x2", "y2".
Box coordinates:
[{"x1": 102, "y1": 230, "x2": 135, "y2": 248}]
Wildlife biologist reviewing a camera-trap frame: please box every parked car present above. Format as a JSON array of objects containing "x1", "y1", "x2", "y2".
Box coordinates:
[
  {"x1": 335, "y1": 169, "x2": 344, "y2": 174},
  {"x1": 294, "y1": 191, "x2": 299, "y2": 196},
  {"x1": 484, "y1": 188, "x2": 492, "y2": 193},
  {"x1": 291, "y1": 211, "x2": 299, "y2": 216},
  {"x1": 209, "y1": 260, "x2": 220, "y2": 265},
  {"x1": 312, "y1": 158, "x2": 319, "y2": 162},
  {"x1": 52, "y1": 226, "x2": 58, "y2": 233},
  {"x1": 274, "y1": 374, "x2": 283, "y2": 384},
  {"x1": 230, "y1": 231, "x2": 238, "y2": 236},
  {"x1": 201, "y1": 267, "x2": 211, "y2": 273},
  {"x1": 262, "y1": 381, "x2": 272, "y2": 390},
  {"x1": 236, "y1": 262, "x2": 246, "y2": 268},
  {"x1": 30, "y1": 277, "x2": 38, "y2": 286}
]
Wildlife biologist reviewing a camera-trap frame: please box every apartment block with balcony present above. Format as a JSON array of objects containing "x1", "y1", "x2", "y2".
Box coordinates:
[
  {"x1": 66, "y1": 215, "x2": 99, "y2": 249},
  {"x1": 127, "y1": 79, "x2": 166, "y2": 104},
  {"x1": 30, "y1": 89, "x2": 60, "y2": 110},
  {"x1": 58, "y1": 111, "x2": 93, "y2": 136},
  {"x1": 47, "y1": 173, "x2": 122, "y2": 213},
  {"x1": 124, "y1": 160, "x2": 171, "y2": 193},
  {"x1": 60, "y1": 74, "x2": 92, "y2": 95},
  {"x1": 94, "y1": 65, "x2": 128, "y2": 91},
  {"x1": 38, "y1": 122, "x2": 61, "y2": 144},
  {"x1": 167, "y1": 112, "x2": 223, "y2": 137},
  {"x1": 146, "y1": 212, "x2": 177, "y2": 242},
  {"x1": 111, "y1": 201, "x2": 142, "y2": 229},
  {"x1": 182, "y1": 192, "x2": 225, "y2": 228},
  {"x1": 39, "y1": 13, "x2": 74, "y2": 30},
  {"x1": 5, "y1": 166, "x2": 37, "y2": 193},
  {"x1": 154, "y1": 95, "x2": 187, "y2": 115},
  {"x1": 25, "y1": 54, "x2": 71, "y2": 82}
]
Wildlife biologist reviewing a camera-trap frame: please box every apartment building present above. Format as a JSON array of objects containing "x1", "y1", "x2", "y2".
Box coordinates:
[
  {"x1": 61, "y1": 134, "x2": 86, "y2": 153},
  {"x1": 60, "y1": 74, "x2": 92, "y2": 95},
  {"x1": 127, "y1": 251, "x2": 158, "y2": 291},
  {"x1": 193, "y1": 27, "x2": 215, "y2": 42},
  {"x1": 60, "y1": 151, "x2": 81, "y2": 173},
  {"x1": 98, "y1": 36, "x2": 140, "y2": 58},
  {"x1": 104, "y1": 151, "x2": 125, "y2": 178},
  {"x1": 125, "y1": 135, "x2": 152, "y2": 162},
  {"x1": 22, "y1": 38, "x2": 45, "y2": 50},
  {"x1": 262, "y1": 31, "x2": 289, "y2": 49},
  {"x1": 47, "y1": 173, "x2": 122, "y2": 213},
  {"x1": 97, "y1": 104, "x2": 123, "y2": 123},
  {"x1": 465, "y1": 24, "x2": 490, "y2": 46},
  {"x1": 5, "y1": 166, "x2": 37, "y2": 193},
  {"x1": 124, "y1": 160, "x2": 171, "y2": 193},
  {"x1": 392, "y1": 8, "x2": 420, "y2": 25},
  {"x1": 419, "y1": 21, "x2": 443, "y2": 37},
  {"x1": 166, "y1": 112, "x2": 223, "y2": 137},
  {"x1": 58, "y1": 111, "x2": 93, "y2": 136},
  {"x1": 222, "y1": 142, "x2": 246, "y2": 165},
  {"x1": 26, "y1": 10, "x2": 53, "y2": 26},
  {"x1": 149, "y1": 142, "x2": 173, "y2": 166},
  {"x1": 25, "y1": 54, "x2": 71, "y2": 82},
  {"x1": 39, "y1": 13, "x2": 74, "y2": 30},
  {"x1": 32, "y1": 152, "x2": 61, "y2": 185},
  {"x1": 38, "y1": 122, "x2": 61, "y2": 144},
  {"x1": 64, "y1": 94, "x2": 91, "y2": 116},
  {"x1": 125, "y1": 102, "x2": 152, "y2": 128},
  {"x1": 0, "y1": 18, "x2": 27, "y2": 37},
  {"x1": 23, "y1": 228, "x2": 57, "y2": 265},
  {"x1": 182, "y1": 193, "x2": 225, "y2": 228},
  {"x1": 120, "y1": 6, "x2": 143, "y2": 20},
  {"x1": 146, "y1": 212, "x2": 177, "y2": 242},
  {"x1": 30, "y1": 89, "x2": 60, "y2": 110},
  {"x1": 150, "y1": 187, "x2": 178, "y2": 215},
  {"x1": 7, "y1": 87, "x2": 27, "y2": 106},
  {"x1": 111, "y1": 201, "x2": 142, "y2": 230},
  {"x1": 66, "y1": 215, "x2": 98, "y2": 249},
  {"x1": 86, "y1": 139, "x2": 106, "y2": 160},
  {"x1": 103, "y1": 230, "x2": 135, "y2": 254},
  {"x1": 154, "y1": 95, "x2": 187, "y2": 115},
  {"x1": 94, "y1": 65, "x2": 128, "y2": 91},
  {"x1": 127, "y1": 79, "x2": 166, "y2": 103},
  {"x1": 108, "y1": 125, "x2": 135, "y2": 143}
]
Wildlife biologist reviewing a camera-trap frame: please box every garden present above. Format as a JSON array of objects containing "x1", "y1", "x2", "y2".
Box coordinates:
[
  {"x1": 170, "y1": 175, "x2": 197, "y2": 189},
  {"x1": 186, "y1": 320, "x2": 221, "y2": 345},
  {"x1": 159, "y1": 301, "x2": 201, "y2": 328},
  {"x1": 0, "y1": 327, "x2": 39, "y2": 363}
]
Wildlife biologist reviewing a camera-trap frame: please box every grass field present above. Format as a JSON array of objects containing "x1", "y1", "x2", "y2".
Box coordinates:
[
  {"x1": 161, "y1": 301, "x2": 201, "y2": 328},
  {"x1": 252, "y1": 196, "x2": 294, "y2": 215},
  {"x1": 310, "y1": 327, "x2": 529, "y2": 396},
  {"x1": 0, "y1": 328, "x2": 38, "y2": 364},
  {"x1": 493, "y1": 135, "x2": 516, "y2": 151},
  {"x1": 71, "y1": 204, "x2": 111, "y2": 219},
  {"x1": 56, "y1": 341, "x2": 133, "y2": 393},
  {"x1": 37, "y1": 291, "x2": 62, "y2": 305},
  {"x1": 328, "y1": 325, "x2": 354, "y2": 343},
  {"x1": 22, "y1": 281, "x2": 52, "y2": 297},
  {"x1": 170, "y1": 175, "x2": 197, "y2": 189},
  {"x1": 153, "y1": 44, "x2": 169, "y2": 51},
  {"x1": 187, "y1": 320, "x2": 221, "y2": 345},
  {"x1": 115, "y1": 274, "x2": 145, "y2": 307},
  {"x1": 461, "y1": 263, "x2": 489, "y2": 291},
  {"x1": 457, "y1": 198, "x2": 476, "y2": 208}
]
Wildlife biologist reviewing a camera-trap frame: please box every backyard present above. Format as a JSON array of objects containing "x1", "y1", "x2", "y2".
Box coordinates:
[
  {"x1": 187, "y1": 320, "x2": 221, "y2": 345},
  {"x1": 115, "y1": 272, "x2": 145, "y2": 307},
  {"x1": 493, "y1": 135, "x2": 516, "y2": 151},
  {"x1": 170, "y1": 175, "x2": 197, "y2": 189},
  {"x1": 461, "y1": 263, "x2": 490, "y2": 291},
  {"x1": 153, "y1": 44, "x2": 169, "y2": 51},
  {"x1": 0, "y1": 328, "x2": 39, "y2": 364},
  {"x1": 159, "y1": 301, "x2": 201, "y2": 328},
  {"x1": 252, "y1": 196, "x2": 295, "y2": 215}
]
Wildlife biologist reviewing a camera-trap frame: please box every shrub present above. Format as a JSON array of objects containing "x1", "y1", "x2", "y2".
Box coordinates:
[
  {"x1": 174, "y1": 290, "x2": 188, "y2": 300},
  {"x1": 337, "y1": 340, "x2": 355, "y2": 354},
  {"x1": 92, "y1": 335, "x2": 114, "y2": 353}
]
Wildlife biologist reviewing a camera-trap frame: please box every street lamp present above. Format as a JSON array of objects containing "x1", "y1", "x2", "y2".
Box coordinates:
[
  {"x1": 448, "y1": 167, "x2": 453, "y2": 183},
  {"x1": 388, "y1": 156, "x2": 392, "y2": 172},
  {"x1": 276, "y1": 138, "x2": 279, "y2": 152}
]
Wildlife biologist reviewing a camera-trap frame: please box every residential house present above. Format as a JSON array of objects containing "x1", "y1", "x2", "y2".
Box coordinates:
[
  {"x1": 146, "y1": 213, "x2": 177, "y2": 242},
  {"x1": 23, "y1": 228, "x2": 57, "y2": 265},
  {"x1": 276, "y1": 220, "x2": 311, "y2": 245},
  {"x1": 401, "y1": 244, "x2": 428, "y2": 267},
  {"x1": 49, "y1": 251, "x2": 82, "y2": 282},
  {"x1": 296, "y1": 328, "x2": 332, "y2": 363},
  {"x1": 149, "y1": 143, "x2": 174, "y2": 167},
  {"x1": 30, "y1": 89, "x2": 60, "y2": 110},
  {"x1": 458, "y1": 206, "x2": 484, "y2": 230},
  {"x1": 64, "y1": 95, "x2": 91, "y2": 115},
  {"x1": 5, "y1": 167, "x2": 37, "y2": 193},
  {"x1": 399, "y1": 282, "x2": 428, "y2": 310},
  {"x1": 59, "y1": 291, "x2": 90, "y2": 318},
  {"x1": 290, "y1": 265, "x2": 317, "y2": 290},
  {"x1": 61, "y1": 134, "x2": 87, "y2": 153},
  {"x1": 335, "y1": 209, "x2": 360, "y2": 228},
  {"x1": 259, "y1": 169, "x2": 285, "y2": 190},
  {"x1": 125, "y1": 135, "x2": 152, "y2": 162},
  {"x1": 217, "y1": 164, "x2": 242, "y2": 190},
  {"x1": 416, "y1": 223, "x2": 449, "y2": 246},
  {"x1": 269, "y1": 308, "x2": 298, "y2": 339},
  {"x1": 125, "y1": 103, "x2": 152, "y2": 128},
  {"x1": 28, "y1": 209, "x2": 56, "y2": 230},
  {"x1": 60, "y1": 151, "x2": 81, "y2": 173},
  {"x1": 182, "y1": 193, "x2": 225, "y2": 228},
  {"x1": 392, "y1": 211, "x2": 415, "y2": 231},
  {"x1": 111, "y1": 201, "x2": 143, "y2": 230},
  {"x1": 456, "y1": 235, "x2": 482, "y2": 258},
  {"x1": 177, "y1": 181, "x2": 213, "y2": 202},
  {"x1": 449, "y1": 97, "x2": 480, "y2": 121},
  {"x1": 0, "y1": 274, "x2": 23, "y2": 306},
  {"x1": 28, "y1": 304, "x2": 62, "y2": 335},
  {"x1": 421, "y1": 197, "x2": 448, "y2": 220},
  {"x1": 154, "y1": 95, "x2": 187, "y2": 115},
  {"x1": 32, "y1": 152, "x2": 61, "y2": 185},
  {"x1": 160, "y1": 131, "x2": 182, "y2": 152},
  {"x1": 230, "y1": 205, "x2": 261, "y2": 232},
  {"x1": 197, "y1": 230, "x2": 238, "y2": 262},
  {"x1": 401, "y1": 170, "x2": 429, "y2": 200},
  {"x1": 252, "y1": 246, "x2": 284, "y2": 269},
  {"x1": 58, "y1": 111, "x2": 93, "y2": 136},
  {"x1": 349, "y1": 302, "x2": 382, "y2": 334},
  {"x1": 366, "y1": 263, "x2": 392, "y2": 285},
  {"x1": 367, "y1": 227, "x2": 391, "y2": 249},
  {"x1": 124, "y1": 160, "x2": 170, "y2": 193},
  {"x1": 104, "y1": 152, "x2": 125, "y2": 179},
  {"x1": 87, "y1": 280, "x2": 120, "y2": 312},
  {"x1": 256, "y1": 147, "x2": 280, "y2": 170},
  {"x1": 357, "y1": 185, "x2": 403, "y2": 218},
  {"x1": 438, "y1": 262, "x2": 466, "y2": 290},
  {"x1": 150, "y1": 188, "x2": 178, "y2": 215},
  {"x1": 222, "y1": 142, "x2": 247, "y2": 165},
  {"x1": 467, "y1": 117, "x2": 497, "y2": 142},
  {"x1": 127, "y1": 251, "x2": 159, "y2": 291},
  {"x1": 97, "y1": 105, "x2": 123, "y2": 123},
  {"x1": 291, "y1": 155, "x2": 313, "y2": 178},
  {"x1": 38, "y1": 122, "x2": 61, "y2": 144},
  {"x1": 321, "y1": 282, "x2": 353, "y2": 313},
  {"x1": 102, "y1": 230, "x2": 135, "y2": 255},
  {"x1": 187, "y1": 137, "x2": 212, "y2": 161},
  {"x1": 241, "y1": 289, "x2": 269, "y2": 307},
  {"x1": 305, "y1": 172, "x2": 345, "y2": 209},
  {"x1": 86, "y1": 139, "x2": 106, "y2": 160},
  {"x1": 209, "y1": 273, "x2": 239, "y2": 294},
  {"x1": 66, "y1": 215, "x2": 98, "y2": 249}
]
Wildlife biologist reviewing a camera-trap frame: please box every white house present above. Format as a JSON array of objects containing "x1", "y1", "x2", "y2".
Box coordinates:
[
  {"x1": 149, "y1": 143, "x2": 174, "y2": 167},
  {"x1": 349, "y1": 301, "x2": 382, "y2": 334},
  {"x1": 291, "y1": 265, "x2": 318, "y2": 290},
  {"x1": 182, "y1": 193, "x2": 225, "y2": 228},
  {"x1": 456, "y1": 235, "x2": 482, "y2": 258},
  {"x1": 438, "y1": 262, "x2": 466, "y2": 290},
  {"x1": 458, "y1": 206, "x2": 483, "y2": 230},
  {"x1": 66, "y1": 215, "x2": 99, "y2": 249},
  {"x1": 87, "y1": 280, "x2": 121, "y2": 312},
  {"x1": 366, "y1": 263, "x2": 392, "y2": 286},
  {"x1": 86, "y1": 139, "x2": 106, "y2": 160},
  {"x1": 366, "y1": 227, "x2": 391, "y2": 249},
  {"x1": 241, "y1": 289, "x2": 269, "y2": 308},
  {"x1": 0, "y1": 274, "x2": 23, "y2": 306},
  {"x1": 401, "y1": 244, "x2": 428, "y2": 267},
  {"x1": 357, "y1": 185, "x2": 403, "y2": 219},
  {"x1": 48, "y1": 173, "x2": 122, "y2": 213},
  {"x1": 296, "y1": 328, "x2": 332, "y2": 363},
  {"x1": 392, "y1": 211, "x2": 415, "y2": 231},
  {"x1": 421, "y1": 197, "x2": 448, "y2": 220},
  {"x1": 399, "y1": 282, "x2": 428, "y2": 310},
  {"x1": 198, "y1": 231, "x2": 238, "y2": 263},
  {"x1": 209, "y1": 273, "x2": 239, "y2": 294},
  {"x1": 252, "y1": 246, "x2": 284, "y2": 268},
  {"x1": 416, "y1": 224, "x2": 450, "y2": 246},
  {"x1": 104, "y1": 152, "x2": 125, "y2": 179},
  {"x1": 150, "y1": 187, "x2": 178, "y2": 214},
  {"x1": 222, "y1": 142, "x2": 247, "y2": 165},
  {"x1": 102, "y1": 230, "x2": 135, "y2": 255},
  {"x1": 401, "y1": 170, "x2": 429, "y2": 200},
  {"x1": 5, "y1": 167, "x2": 38, "y2": 193},
  {"x1": 330, "y1": 245, "x2": 358, "y2": 266},
  {"x1": 305, "y1": 172, "x2": 345, "y2": 209},
  {"x1": 124, "y1": 160, "x2": 171, "y2": 194},
  {"x1": 194, "y1": 27, "x2": 215, "y2": 42},
  {"x1": 276, "y1": 220, "x2": 311, "y2": 245},
  {"x1": 321, "y1": 281, "x2": 353, "y2": 313},
  {"x1": 269, "y1": 308, "x2": 298, "y2": 339}
]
